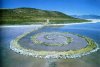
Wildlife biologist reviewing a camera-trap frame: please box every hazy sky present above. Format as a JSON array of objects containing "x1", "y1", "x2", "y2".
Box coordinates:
[{"x1": 1, "y1": 0, "x2": 100, "y2": 15}]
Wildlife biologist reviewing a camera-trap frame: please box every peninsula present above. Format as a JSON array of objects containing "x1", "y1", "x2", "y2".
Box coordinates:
[{"x1": 0, "y1": 7, "x2": 89, "y2": 25}]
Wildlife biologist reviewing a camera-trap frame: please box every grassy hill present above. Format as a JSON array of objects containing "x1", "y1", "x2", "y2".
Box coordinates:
[{"x1": 0, "y1": 7, "x2": 88, "y2": 25}]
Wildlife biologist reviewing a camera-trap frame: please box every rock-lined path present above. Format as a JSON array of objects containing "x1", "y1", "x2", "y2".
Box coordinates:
[{"x1": 10, "y1": 25, "x2": 99, "y2": 59}]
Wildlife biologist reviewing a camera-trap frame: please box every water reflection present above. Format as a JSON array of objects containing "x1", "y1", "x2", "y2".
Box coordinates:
[{"x1": 1, "y1": 23, "x2": 100, "y2": 67}]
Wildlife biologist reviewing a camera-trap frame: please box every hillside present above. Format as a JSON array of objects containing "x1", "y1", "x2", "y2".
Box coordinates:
[{"x1": 0, "y1": 7, "x2": 88, "y2": 25}]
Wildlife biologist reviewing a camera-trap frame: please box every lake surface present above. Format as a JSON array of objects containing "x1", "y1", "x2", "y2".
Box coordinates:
[{"x1": 1, "y1": 22, "x2": 100, "y2": 67}]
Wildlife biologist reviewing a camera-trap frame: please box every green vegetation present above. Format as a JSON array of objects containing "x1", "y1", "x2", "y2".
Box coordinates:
[{"x1": 0, "y1": 7, "x2": 89, "y2": 25}]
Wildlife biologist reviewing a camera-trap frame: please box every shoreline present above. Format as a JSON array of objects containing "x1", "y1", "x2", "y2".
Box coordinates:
[{"x1": 0, "y1": 20, "x2": 99, "y2": 28}]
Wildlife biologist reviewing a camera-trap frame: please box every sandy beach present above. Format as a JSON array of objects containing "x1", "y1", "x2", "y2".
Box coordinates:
[{"x1": 0, "y1": 19, "x2": 100, "y2": 28}]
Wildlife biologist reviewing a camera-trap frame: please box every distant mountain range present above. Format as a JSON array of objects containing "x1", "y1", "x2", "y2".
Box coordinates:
[
  {"x1": 72, "y1": 15, "x2": 100, "y2": 19},
  {"x1": 0, "y1": 7, "x2": 88, "y2": 25}
]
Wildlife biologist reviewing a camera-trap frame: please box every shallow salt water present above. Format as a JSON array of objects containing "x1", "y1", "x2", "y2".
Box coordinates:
[
  {"x1": 18, "y1": 29, "x2": 88, "y2": 51},
  {"x1": 1, "y1": 22, "x2": 100, "y2": 67}
]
